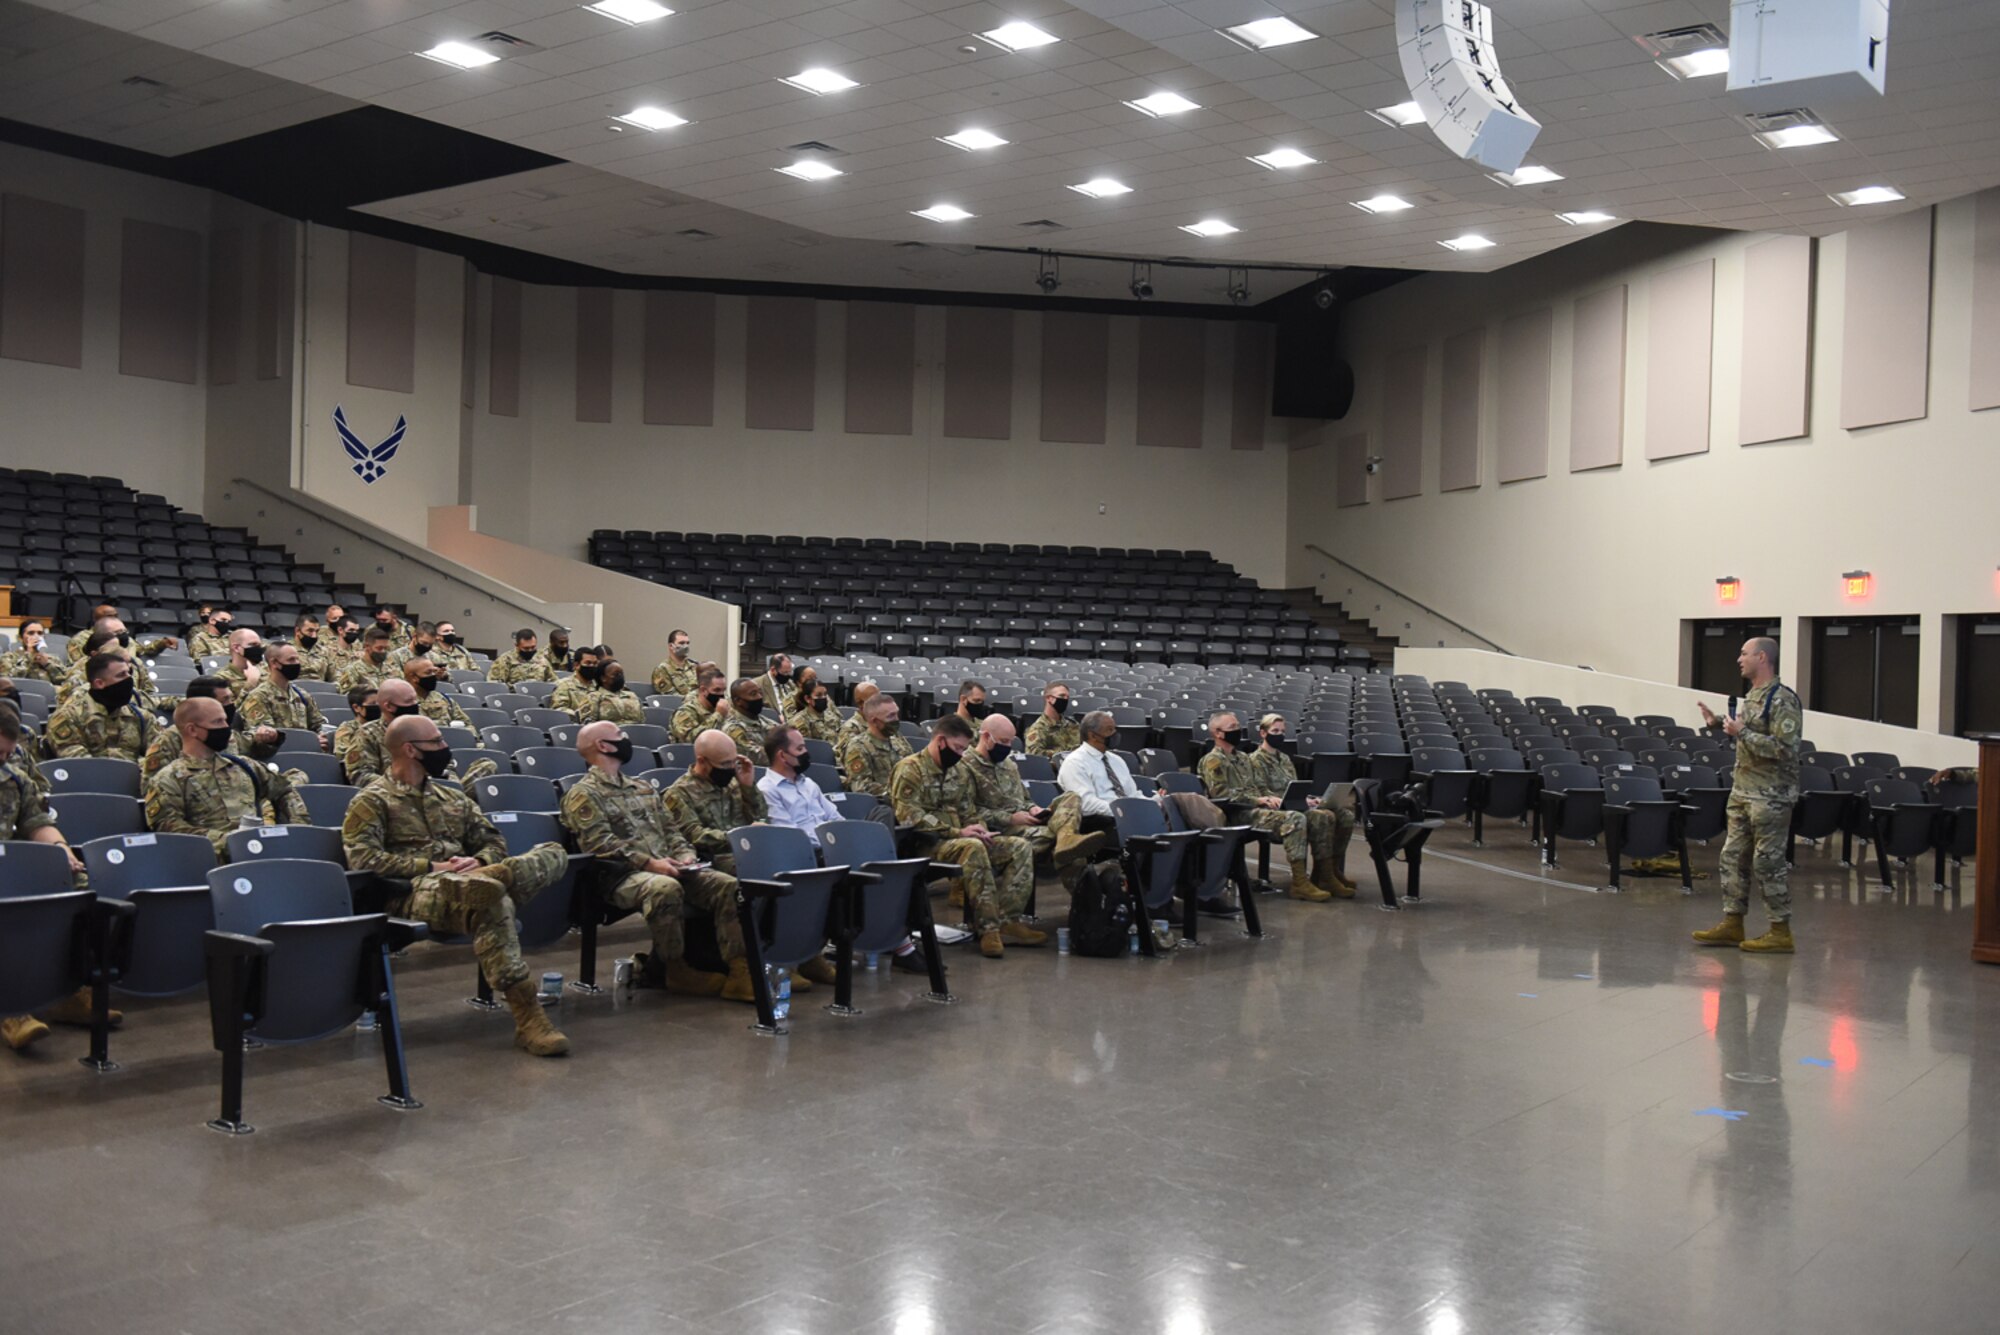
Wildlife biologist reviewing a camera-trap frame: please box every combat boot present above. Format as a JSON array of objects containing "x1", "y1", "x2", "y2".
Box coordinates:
[
  {"x1": 2, "y1": 1015, "x2": 51, "y2": 1051},
  {"x1": 1053, "y1": 830, "x2": 1108, "y2": 868},
  {"x1": 37, "y1": 986, "x2": 122, "y2": 1029},
  {"x1": 797, "y1": 955, "x2": 837, "y2": 986},
  {"x1": 1290, "y1": 880, "x2": 1333, "y2": 903},
  {"x1": 721, "y1": 958, "x2": 760, "y2": 1004},
  {"x1": 1691, "y1": 914, "x2": 1745, "y2": 946},
  {"x1": 979, "y1": 929, "x2": 1005, "y2": 958},
  {"x1": 662, "y1": 958, "x2": 725, "y2": 997},
  {"x1": 1740, "y1": 920, "x2": 1795, "y2": 954},
  {"x1": 1315, "y1": 865, "x2": 1358, "y2": 899},
  {"x1": 503, "y1": 982, "x2": 570, "y2": 1057},
  {"x1": 947, "y1": 882, "x2": 966, "y2": 910},
  {"x1": 999, "y1": 921, "x2": 1048, "y2": 947}
]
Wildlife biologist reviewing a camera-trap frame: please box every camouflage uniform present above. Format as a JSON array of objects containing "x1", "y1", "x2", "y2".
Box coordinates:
[
  {"x1": 1200, "y1": 746, "x2": 1345, "y2": 883},
  {"x1": 189, "y1": 629, "x2": 232, "y2": 660},
  {"x1": 0, "y1": 755, "x2": 58, "y2": 841},
  {"x1": 1719, "y1": 680, "x2": 1803, "y2": 922},
  {"x1": 342, "y1": 717, "x2": 495, "y2": 787},
  {"x1": 0, "y1": 643, "x2": 65, "y2": 685},
  {"x1": 652, "y1": 657, "x2": 699, "y2": 699},
  {"x1": 549, "y1": 676, "x2": 599, "y2": 716},
  {"x1": 341, "y1": 773, "x2": 567, "y2": 992},
  {"x1": 44, "y1": 692, "x2": 154, "y2": 763},
  {"x1": 239, "y1": 677, "x2": 327, "y2": 733},
  {"x1": 788, "y1": 703, "x2": 844, "y2": 744},
  {"x1": 413, "y1": 690, "x2": 471, "y2": 729},
  {"x1": 539, "y1": 646, "x2": 575, "y2": 677},
  {"x1": 431, "y1": 642, "x2": 478, "y2": 675},
  {"x1": 214, "y1": 663, "x2": 256, "y2": 699},
  {"x1": 331, "y1": 717, "x2": 368, "y2": 774},
  {"x1": 144, "y1": 752, "x2": 278, "y2": 858},
  {"x1": 143, "y1": 723, "x2": 279, "y2": 781},
  {"x1": 661, "y1": 769, "x2": 767, "y2": 872},
  {"x1": 288, "y1": 639, "x2": 340, "y2": 683},
  {"x1": 372, "y1": 620, "x2": 412, "y2": 650},
  {"x1": 889, "y1": 748, "x2": 1033, "y2": 933},
  {"x1": 382, "y1": 645, "x2": 436, "y2": 677},
  {"x1": 722, "y1": 710, "x2": 777, "y2": 758},
  {"x1": 576, "y1": 689, "x2": 644, "y2": 726},
  {"x1": 670, "y1": 696, "x2": 725, "y2": 744},
  {"x1": 1940, "y1": 767, "x2": 1977, "y2": 785},
  {"x1": 962, "y1": 745, "x2": 1085, "y2": 877},
  {"x1": 1024, "y1": 713, "x2": 1081, "y2": 759},
  {"x1": 560, "y1": 766, "x2": 743, "y2": 968},
  {"x1": 491, "y1": 650, "x2": 555, "y2": 686},
  {"x1": 843, "y1": 728, "x2": 913, "y2": 799},
  {"x1": 336, "y1": 655, "x2": 393, "y2": 694},
  {"x1": 57, "y1": 657, "x2": 158, "y2": 707}
]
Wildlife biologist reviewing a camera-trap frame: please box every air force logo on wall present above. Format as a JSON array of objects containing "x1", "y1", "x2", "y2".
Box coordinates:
[{"x1": 333, "y1": 404, "x2": 407, "y2": 484}]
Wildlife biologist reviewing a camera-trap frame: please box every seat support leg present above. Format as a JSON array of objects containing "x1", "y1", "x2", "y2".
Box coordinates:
[
  {"x1": 376, "y1": 946, "x2": 422, "y2": 1112},
  {"x1": 737, "y1": 892, "x2": 783, "y2": 1036}
]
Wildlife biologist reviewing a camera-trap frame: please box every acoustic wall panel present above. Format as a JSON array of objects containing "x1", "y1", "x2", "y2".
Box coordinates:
[
  {"x1": 253, "y1": 219, "x2": 290, "y2": 381},
  {"x1": 844, "y1": 301, "x2": 915, "y2": 435},
  {"x1": 943, "y1": 306, "x2": 1013, "y2": 440},
  {"x1": 1971, "y1": 189, "x2": 2000, "y2": 412},
  {"x1": 745, "y1": 295, "x2": 816, "y2": 431},
  {"x1": 1568, "y1": 284, "x2": 1627, "y2": 471},
  {"x1": 1645, "y1": 260, "x2": 1713, "y2": 460},
  {"x1": 1440, "y1": 327, "x2": 1483, "y2": 491},
  {"x1": 1840, "y1": 207, "x2": 1932, "y2": 430},
  {"x1": 574, "y1": 288, "x2": 613, "y2": 423},
  {"x1": 642, "y1": 290, "x2": 714, "y2": 427},
  {"x1": 0, "y1": 193, "x2": 85, "y2": 368},
  {"x1": 1286, "y1": 417, "x2": 1326, "y2": 451},
  {"x1": 1381, "y1": 344, "x2": 1428, "y2": 497},
  {"x1": 1336, "y1": 433, "x2": 1370, "y2": 507},
  {"x1": 118, "y1": 220, "x2": 202, "y2": 385},
  {"x1": 488, "y1": 278, "x2": 521, "y2": 418},
  {"x1": 1136, "y1": 317, "x2": 1204, "y2": 449},
  {"x1": 1040, "y1": 311, "x2": 1108, "y2": 444},
  {"x1": 460, "y1": 262, "x2": 476, "y2": 410},
  {"x1": 1496, "y1": 308, "x2": 1552, "y2": 483},
  {"x1": 344, "y1": 232, "x2": 415, "y2": 393},
  {"x1": 1739, "y1": 234, "x2": 1814, "y2": 442},
  {"x1": 206, "y1": 227, "x2": 242, "y2": 387},
  {"x1": 1230, "y1": 322, "x2": 1271, "y2": 450}
]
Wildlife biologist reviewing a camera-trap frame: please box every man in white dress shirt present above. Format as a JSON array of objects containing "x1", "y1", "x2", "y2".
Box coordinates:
[{"x1": 1057, "y1": 710, "x2": 1138, "y2": 837}]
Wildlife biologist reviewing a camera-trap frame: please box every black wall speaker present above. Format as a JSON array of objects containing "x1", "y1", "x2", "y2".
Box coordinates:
[{"x1": 1271, "y1": 310, "x2": 1354, "y2": 420}]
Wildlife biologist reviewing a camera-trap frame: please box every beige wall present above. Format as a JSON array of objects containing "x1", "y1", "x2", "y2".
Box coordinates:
[
  {"x1": 1294, "y1": 195, "x2": 2000, "y2": 734},
  {"x1": 468, "y1": 284, "x2": 1294, "y2": 587},
  {"x1": 0, "y1": 143, "x2": 210, "y2": 508}
]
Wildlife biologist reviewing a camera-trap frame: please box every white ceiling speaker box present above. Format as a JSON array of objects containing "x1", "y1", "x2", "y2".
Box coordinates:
[
  {"x1": 1729, "y1": 0, "x2": 1890, "y2": 112},
  {"x1": 1395, "y1": 0, "x2": 1542, "y2": 173}
]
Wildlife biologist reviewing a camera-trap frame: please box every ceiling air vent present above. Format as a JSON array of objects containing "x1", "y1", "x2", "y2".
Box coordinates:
[
  {"x1": 786, "y1": 140, "x2": 844, "y2": 155},
  {"x1": 1018, "y1": 219, "x2": 1067, "y2": 232},
  {"x1": 676, "y1": 228, "x2": 717, "y2": 240}
]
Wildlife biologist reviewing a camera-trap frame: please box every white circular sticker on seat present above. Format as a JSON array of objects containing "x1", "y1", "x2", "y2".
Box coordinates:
[
  {"x1": 246, "y1": 840, "x2": 264, "y2": 855},
  {"x1": 234, "y1": 878, "x2": 253, "y2": 895},
  {"x1": 53, "y1": 769, "x2": 68, "y2": 781},
  {"x1": 106, "y1": 848, "x2": 124, "y2": 865}
]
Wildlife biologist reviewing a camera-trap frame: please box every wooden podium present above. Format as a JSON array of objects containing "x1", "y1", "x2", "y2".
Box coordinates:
[{"x1": 1973, "y1": 735, "x2": 2000, "y2": 965}]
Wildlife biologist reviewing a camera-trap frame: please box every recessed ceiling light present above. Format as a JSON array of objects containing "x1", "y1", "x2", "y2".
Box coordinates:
[
  {"x1": 1124, "y1": 91, "x2": 1201, "y2": 118},
  {"x1": 1367, "y1": 101, "x2": 1426, "y2": 128},
  {"x1": 981, "y1": 21, "x2": 1059, "y2": 52},
  {"x1": 1660, "y1": 47, "x2": 1729, "y2": 79},
  {"x1": 1067, "y1": 177, "x2": 1131, "y2": 198},
  {"x1": 1557, "y1": 210, "x2": 1616, "y2": 225},
  {"x1": 1350, "y1": 194, "x2": 1414, "y2": 214},
  {"x1": 1831, "y1": 185, "x2": 1904, "y2": 206},
  {"x1": 939, "y1": 128, "x2": 1008, "y2": 151},
  {"x1": 583, "y1": 0, "x2": 674, "y2": 24},
  {"x1": 1755, "y1": 123, "x2": 1839, "y2": 149},
  {"x1": 1639, "y1": 24, "x2": 1731, "y2": 80},
  {"x1": 1249, "y1": 148, "x2": 1317, "y2": 170},
  {"x1": 613, "y1": 106, "x2": 687, "y2": 131},
  {"x1": 776, "y1": 160, "x2": 842, "y2": 181},
  {"x1": 780, "y1": 67, "x2": 859, "y2": 95},
  {"x1": 1439, "y1": 234, "x2": 1496, "y2": 251},
  {"x1": 913, "y1": 203, "x2": 974, "y2": 222},
  {"x1": 1179, "y1": 218, "x2": 1239, "y2": 238},
  {"x1": 418, "y1": 41, "x2": 501, "y2": 69},
  {"x1": 1220, "y1": 17, "x2": 1318, "y2": 50},
  {"x1": 1489, "y1": 165, "x2": 1563, "y2": 186}
]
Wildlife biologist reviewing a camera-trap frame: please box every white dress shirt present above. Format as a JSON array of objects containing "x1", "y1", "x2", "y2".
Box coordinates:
[
  {"x1": 1058, "y1": 742, "x2": 1138, "y2": 817},
  {"x1": 758, "y1": 766, "x2": 843, "y2": 845}
]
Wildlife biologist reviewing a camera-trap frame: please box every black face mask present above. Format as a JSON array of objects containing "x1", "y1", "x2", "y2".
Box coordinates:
[
  {"x1": 367, "y1": 649, "x2": 387, "y2": 664},
  {"x1": 115, "y1": 631, "x2": 132, "y2": 648},
  {"x1": 416, "y1": 676, "x2": 438, "y2": 696},
  {"x1": 578, "y1": 664, "x2": 602, "y2": 683},
  {"x1": 1050, "y1": 697, "x2": 1070, "y2": 716},
  {"x1": 518, "y1": 647, "x2": 536, "y2": 660},
  {"x1": 605, "y1": 738, "x2": 634, "y2": 764},
  {"x1": 91, "y1": 680, "x2": 136, "y2": 712},
  {"x1": 965, "y1": 701, "x2": 990, "y2": 719},
  {"x1": 202, "y1": 724, "x2": 234, "y2": 753},
  {"x1": 1101, "y1": 731, "x2": 1119, "y2": 749},
  {"x1": 415, "y1": 744, "x2": 453, "y2": 779},
  {"x1": 213, "y1": 620, "x2": 231, "y2": 634},
  {"x1": 739, "y1": 699, "x2": 764, "y2": 718},
  {"x1": 810, "y1": 697, "x2": 829, "y2": 712},
  {"x1": 708, "y1": 766, "x2": 736, "y2": 788},
  {"x1": 277, "y1": 661, "x2": 303, "y2": 681},
  {"x1": 705, "y1": 691, "x2": 724, "y2": 706},
  {"x1": 443, "y1": 634, "x2": 463, "y2": 647},
  {"x1": 412, "y1": 643, "x2": 433, "y2": 657},
  {"x1": 375, "y1": 618, "x2": 394, "y2": 630},
  {"x1": 773, "y1": 669, "x2": 792, "y2": 683},
  {"x1": 297, "y1": 634, "x2": 318, "y2": 650},
  {"x1": 986, "y1": 742, "x2": 1010, "y2": 766},
  {"x1": 551, "y1": 639, "x2": 569, "y2": 654},
  {"x1": 604, "y1": 674, "x2": 626, "y2": 693},
  {"x1": 1222, "y1": 728, "x2": 1245, "y2": 748},
  {"x1": 363, "y1": 704, "x2": 382, "y2": 722},
  {"x1": 342, "y1": 628, "x2": 361, "y2": 643},
  {"x1": 784, "y1": 748, "x2": 808, "y2": 772},
  {"x1": 224, "y1": 706, "x2": 244, "y2": 731},
  {"x1": 1264, "y1": 734, "x2": 1284, "y2": 748},
  {"x1": 242, "y1": 644, "x2": 264, "y2": 664}
]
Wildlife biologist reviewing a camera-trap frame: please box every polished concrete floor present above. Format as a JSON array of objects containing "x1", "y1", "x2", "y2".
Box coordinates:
[{"x1": 4, "y1": 822, "x2": 1998, "y2": 1335}]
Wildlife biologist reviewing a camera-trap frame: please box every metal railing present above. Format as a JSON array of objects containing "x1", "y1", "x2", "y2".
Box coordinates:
[{"x1": 1302, "y1": 544, "x2": 1511, "y2": 656}]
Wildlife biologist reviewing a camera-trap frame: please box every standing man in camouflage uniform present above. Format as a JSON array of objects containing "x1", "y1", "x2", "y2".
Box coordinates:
[
  {"x1": 1198, "y1": 712, "x2": 1337, "y2": 902},
  {"x1": 145, "y1": 676, "x2": 281, "y2": 779},
  {"x1": 549, "y1": 645, "x2": 604, "y2": 716},
  {"x1": 843, "y1": 691, "x2": 911, "y2": 799},
  {"x1": 576, "y1": 658, "x2": 644, "y2": 725},
  {"x1": 1250, "y1": 713, "x2": 1357, "y2": 894},
  {"x1": 722, "y1": 677, "x2": 777, "y2": 758},
  {"x1": 891, "y1": 714, "x2": 1043, "y2": 958},
  {"x1": 963, "y1": 714, "x2": 1104, "y2": 885},
  {"x1": 0, "y1": 619, "x2": 65, "y2": 684},
  {"x1": 342, "y1": 714, "x2": 572, "y2": 1056},
  {"x1": 651, "y1": 629, "x2": 698, "y2": 699},
  {"x1": 45, "y1": 651, "x2": 153, "y2": 763},
  {"x1": 561, "y1": 720, "x2": 753, "y2": 1003},
  {"x1": 1024, "y1": 681, "x2": 1080, "y2": 759},
  {"x1": 491, "y1": 628, "x2": 554, "y2": 686},
  {"x1": 1694, "y1": 637, "x2": 1803, "y2": 953},
  {"x1": 239, "y1": 643, "x2": 329, "y2": 737},
  {"x1": 670, "y1": 667, "x2": 731, "y2": 743},
  {"x1": 145, "y1": 696, "x2": 297, "y2": 857}
]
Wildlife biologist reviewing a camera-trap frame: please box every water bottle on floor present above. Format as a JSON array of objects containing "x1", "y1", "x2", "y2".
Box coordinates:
[{"x1": 770, "y1": 967, "x2": 792, "y2": 1021}]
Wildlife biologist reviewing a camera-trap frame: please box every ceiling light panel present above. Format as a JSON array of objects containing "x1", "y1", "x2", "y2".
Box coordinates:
[
  {"x1": 1351, "y1": 194, "x2": 1414, "y2": 214},
  {"x1": 1249, "y1": 148, "x2": 1317, "y2": 170},
  {"x1": 1067, "y1": 177, "x2": 1131, "y2": 198},
  {"x1": 1124, "y1": 91, "x2": 1200, "y2": 118},
  {"x1": 1179, "y1": 219, "x2": 1238, "y2": 237},
  {"x1": 1639, "y1": 25, "x2": 1731, "y2": 80},
  {"x1": 613, "y1": 106, "x2": 686, "y2": 131},
  {"x1": 1489, "y1": 165, "x2": 1563, "y2": 186},
  {"x1": 1221, "y1": 18, "x2": 1317, "y2": 50},
  {"x1": 418, "y1": 41, "x2": 500, "y2": 69},
  {"x1": 913, "y1": 204, "x2": 974, "y2": 222},
  {"x1": 780, "y1": 68, "x2": 858, "y2": 95},
  {"x1": 939, "y1": 128, "x2": 1008, "y2": 151},
  {"x1": 584, "y1": 1, "x2": 673, "y2": 24},
  {"x1": 1367, "y1": 101, "x2": 1426, "y2": 128},
  {"x1": 776, "y1": 160, "x2": 842, "y2": 181},
  {"x1": 981, "y1": 22, "x2": 1059, "y2": 52},
  {"x1": 1558, "y1": 211, "x2": 1616, "y2": 225},
  {"x1": 1831, "y1": 186, "x2": 1904, "y2": 206},
  {"x1": 1439, "y1": 234, "x2": 1496, "y2": 251}
]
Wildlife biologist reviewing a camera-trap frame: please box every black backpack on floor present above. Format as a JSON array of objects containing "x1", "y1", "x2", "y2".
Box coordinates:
[{"x1": 1067, "y1": 861, "x2": 1133, "y2": 958}]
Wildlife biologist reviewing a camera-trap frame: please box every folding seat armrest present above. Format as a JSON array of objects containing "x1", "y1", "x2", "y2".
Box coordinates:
[
  {"x1": 383, "y1": 918, "x2": 430, "y2": 950},
  {"x1": 737, "y1": 877, "x2": 796, "y2": 900},
  {"x1": 204, "y1": 929, "x2": 275, "y2": 959},
  {"x1": 93, "y1": 896, "x2": 136, "y2": 970},
  {"x1": 925, "y1": 861, "x2": 963, "y2": 881}
]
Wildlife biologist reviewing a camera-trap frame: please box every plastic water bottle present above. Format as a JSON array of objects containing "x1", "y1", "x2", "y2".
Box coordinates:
[
  {"x1": 864, "y1": 951, "x2": 880, "y2": 971},
  {"x1": 356, "y1": 1009, "x2": 378, "y2": 1032},
  {"x1": 770, "y1": 967, "x2": 792, "y2": 1020}
]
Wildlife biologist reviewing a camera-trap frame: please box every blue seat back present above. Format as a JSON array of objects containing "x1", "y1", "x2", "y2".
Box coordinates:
[
  {"x1": 1112, "y1": 797, "x2": 1185, "y2": 913},
  {"x1": 82, "y1": 832, "x2": 216, "y2": 894},
  {"x1": 41, "y1": 792, "x2": 145, "y2": 843},
  {"x1": 297, "y1": 784, "x2": 360, "y2": 827},
  {"x1": 39, "y1": 756, "x2": 142, "y2": 797},
  {"x1": 282, "y1": 752, "x2": 348, "y2": 785},
  {"x1": 81, "y1": 832, "x2": 217, "y2": 997},
  {"x1": 207, "y1": 858, "x2": 353, "y2": 937},
  {"x1": 251, "y1": 916, "x2": 383, "y2": 1044},
  {"x1": 728, "y1": 824, "x2": 839, "y2": 969},
  {"x1": 226, "y1": 824, "x2": 345, "y2": 866},
  {"x1": 514, "y1": 747, "x2": 588, "y2": 779},
  {"x1": 816, "y1": 820, "x2": 919, "y2": 954},
  {"x1": 0, "y1": 839, "x2": 78, "y2": 899},
  {"x1": 0, "y1": 889, "x2": 94, "y2": 1013},
  {"x1": 1014, "y1": 755, "x2": 1055, "y2": 782},
  {"x1": 826, "y1": 791, "x2": 877, "y2": 821},
  {"x1": 474, "y1": 773, "x2": 562, "y2": 813},
  {"x1": 485, "y1": 810, "x2": 578, "y2": 949}
]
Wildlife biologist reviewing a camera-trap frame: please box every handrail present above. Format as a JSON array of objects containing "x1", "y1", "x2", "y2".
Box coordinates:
[
  {"x1": 226, "y1": 476, "x2": 553, "y2": 624},
  {"x1": 1302, "y1": 543, "x2": 1511, "y2": 656}
]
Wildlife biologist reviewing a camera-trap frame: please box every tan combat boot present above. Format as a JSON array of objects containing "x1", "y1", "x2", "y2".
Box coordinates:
[
  {"x1": 1290, "y1": 878, "x2": 1333, "y2": 903},
  {"x1": 503, "y1": 982, "x2": 571, "y2": 1056},
  {"x1": 1691, "y1": 914, "x2": 1745, "y2": 946},
  {"x1": 37, "y1": 986, "x2": 123, "y2": 1029},
  {"x1": 2, "y1": 1015, "x2": 51, "y2": 1052},
  {"x1": 662, "y1": 958, "x2": 725, "y2": 997},
  {"x1": 797, "y1": 956, "x2": 838, "y2": 986},
  {"x1": 999, "y1": 920, "x2": 1048, "y2": 947},
  {"x1": 979, "y1": 929, "x2": 1005, "y2": 958},
  {"x1": 721, "y1": 958, "x2": 759, "y2": 1004},
  {"x1": 1053, "y1": 830, "x2": 1108, "y2": 868},
  {"x1": 1316, "y1": 866, "x2": 1358, "y2": 899},
  {"x1": 947, "y1": 882, "x2": 966, "y2": 910},
  {"x1": 1740, "y1": 920, "x2": 1795, "y2": 954}
]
